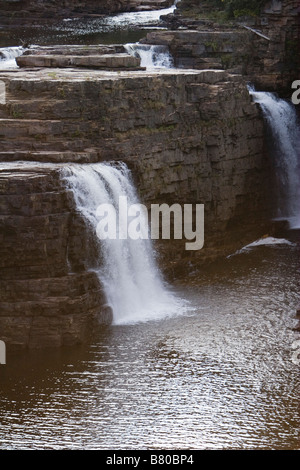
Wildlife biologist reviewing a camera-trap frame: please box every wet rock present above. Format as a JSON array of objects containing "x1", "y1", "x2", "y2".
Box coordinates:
[{"x1": 99, "y1": 305, "x2": 114, "y2": 325}]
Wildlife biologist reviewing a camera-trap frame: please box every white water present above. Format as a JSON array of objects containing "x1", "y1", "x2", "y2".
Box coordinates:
[
  {"x1": 0, "y1": 46, "x2": 24, "y2": 69},
  {"x1": 249, "y1": 87, "x2": 300, "y2": 229},
  {"x1": 125, "y1": 43, "x2": 173, "y2": 69},
  {"x1": 52, "y1": 1, "x2": 179, "y2": 40},
  {"x1": 62, "y1": 162, "x2": 186, "y2": 325},
  {"x1": 227, "y1": 236, "x2": 296, "y2": 257},
  {"x1": 103, "y1": 1, "x2": 179, "y2": 29}
]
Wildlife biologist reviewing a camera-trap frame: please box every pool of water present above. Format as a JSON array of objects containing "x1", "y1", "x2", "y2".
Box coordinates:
[{"x1": 1, "y1": 240, "x2": 299, "y2": 450}]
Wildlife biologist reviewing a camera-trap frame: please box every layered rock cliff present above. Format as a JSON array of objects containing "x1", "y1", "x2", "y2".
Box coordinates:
[
  {"x1": 159, "y1": 0, "x2": 300, "y2": 94},
  {"x1": 0, "y1": 48, "x2": 271, "y2": 348}
]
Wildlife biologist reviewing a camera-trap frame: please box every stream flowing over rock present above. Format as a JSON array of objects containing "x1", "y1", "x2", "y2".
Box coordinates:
[{"x1": 0, "y1": 0, "x2": 174, "y2": 21}]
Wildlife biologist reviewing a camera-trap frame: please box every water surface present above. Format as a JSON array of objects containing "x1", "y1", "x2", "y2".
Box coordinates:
[{"x1": 1, "y1": 241, "x2": 299, "y2": 450}]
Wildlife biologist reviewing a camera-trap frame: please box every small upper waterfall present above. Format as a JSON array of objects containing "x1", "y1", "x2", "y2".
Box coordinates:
[
  {"x1": 62, "y1": 162, "x2": 183, "y2": 325},
  {"x1": 125, "y1": 43, "x2": 174, "y2": 69},
  {"x1": 0, "y1": 46, "x2": 24, "y2": 69},
  {"x1": 249, "y1": 86, "x2": 300, "y2": 229}
]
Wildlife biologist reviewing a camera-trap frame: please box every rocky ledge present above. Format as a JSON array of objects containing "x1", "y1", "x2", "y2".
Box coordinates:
[
  {"x1": 16, "y1": 45, "x2": 143, "y2": 71},
  {"x1": 158, "y1": 0, "x2": 300, "y2": 94}
]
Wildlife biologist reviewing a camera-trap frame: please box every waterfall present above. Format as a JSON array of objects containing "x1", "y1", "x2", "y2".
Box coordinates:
[
  {"x1": 0, "y1": 46, "x2": 24, "y2": 69},
  {"x1": 125, "y1": 43, "x2": 173, "y2": 69},
  {"x1": 62, "y1": 162, "x2": 184, "y2": 325},
  {"x1": 249, "y1": 86, "x2": 300, "y2": 229}
]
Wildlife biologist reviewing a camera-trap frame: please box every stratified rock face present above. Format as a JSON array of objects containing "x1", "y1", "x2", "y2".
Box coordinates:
[
  {"x1": 169, "y1": 0, "x2": 300, "y2": 93},
  {"x1": 0, "y1": 62, "x2": 269, "y2": 349},
  {"x1": 0, "y1": 164, "x2": 111, "y2": 350},
  {"x1": 16, "y1": 45, "x2": 146, "y2": 72},
  {"x1": 254, "y1": 0, "x2": 300, "y2": 91},
  {"x1": 142, "y1": 30, "x2": 251, "y2": 73},
  {"x1": 0, "y1": 66, "x2": 270, "y2": 253}
]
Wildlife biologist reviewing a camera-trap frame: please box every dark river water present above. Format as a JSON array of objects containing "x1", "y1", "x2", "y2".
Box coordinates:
[{"x1": 1, "y1": 241, "x2": 299, "y2": 450}]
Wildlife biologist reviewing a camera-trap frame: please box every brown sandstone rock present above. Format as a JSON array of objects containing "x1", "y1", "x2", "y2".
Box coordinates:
[{"x1": 0, "y1": 63, "x2": 270, "y2": 349}]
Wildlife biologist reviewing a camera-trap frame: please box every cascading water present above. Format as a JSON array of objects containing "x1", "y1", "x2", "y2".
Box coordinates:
[
  {"x1": 103, "y1": 0, "x2": 180, "y2": 29},
  {"x1": 52, "y1": 1, "x2": 180, "y2": 39},
  {"x1": 123, "y1": 1, "x2": 179, "y2": 69},
  {"x1": 62, "y1": 162, "x2": 185, "y2": 325},
  {"x1": 125, "y1": 43, "x2": 173, "y2": 69},
  {"x1": 0, "y1": 46, "x2": 24, "y2": 69},
  {"x1": 249, "y1": 86, "x2": 300, "y2": 229}
]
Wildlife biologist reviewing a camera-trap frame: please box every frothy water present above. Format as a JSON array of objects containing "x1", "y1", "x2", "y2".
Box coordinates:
[
  {"x1": 49, "y1": 1, "x2": 179, "y2": 40},
  {"x1": 0, "y1": 46, "x2": 24, "y2": 69},
  {"x1": 103, "y1": 1, "x2": 178, "y2": 29},
  {"x1": 249, "y1": 86, "x2": 300, "y2": 229},
  {"x1": 125, "y1": 43, "x2": 173, "y2": 69},
  {"x1": 61, "y1": 162, "x2": 188, "y2": 325},
  {"x1": 227, "y1": 236, "x2": 296, "y2": 257}
]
